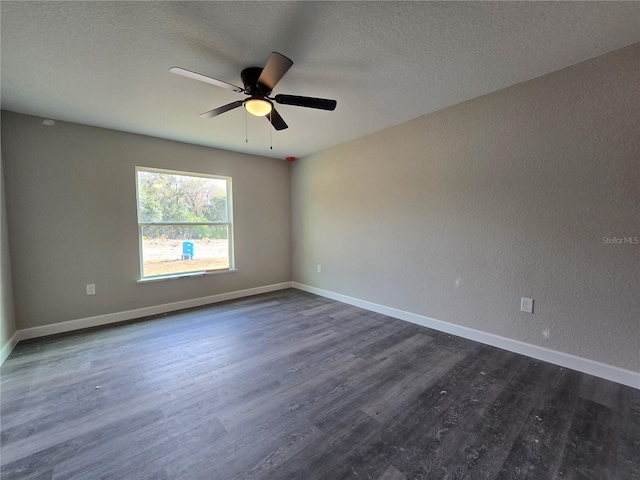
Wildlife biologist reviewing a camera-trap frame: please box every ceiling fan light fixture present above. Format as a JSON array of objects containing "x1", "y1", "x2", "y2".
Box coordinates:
[{"x1": 244, "y1": 98, "x2": 273, "y2": 116}]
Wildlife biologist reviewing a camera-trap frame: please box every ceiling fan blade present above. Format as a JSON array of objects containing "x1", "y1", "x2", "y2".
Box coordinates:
[
  {"x1": 170, "y1": 67, "x2": 245, "y2": 93},
  {"x1": 266, "y1": 108, "x2": 288, "y2": 131},
  {"x1": 257, "y1": 52, "x2": 293, "y2": 91},
  {"x1": 200, "y1": 100, "x2": 244, "y2": 119},
  {"x1": 274, "y1": 94, "x2": 337, "y2": 111}
]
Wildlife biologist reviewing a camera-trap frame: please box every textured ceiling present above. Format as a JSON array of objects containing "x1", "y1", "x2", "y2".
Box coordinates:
[{"x1": 1, "y1": 1, "x2": 638, "y2": 160}]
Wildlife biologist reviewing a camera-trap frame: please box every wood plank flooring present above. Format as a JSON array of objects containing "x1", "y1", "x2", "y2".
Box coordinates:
[{"x1": 1, "y1": 289, "x2": 639, "y2": 479}]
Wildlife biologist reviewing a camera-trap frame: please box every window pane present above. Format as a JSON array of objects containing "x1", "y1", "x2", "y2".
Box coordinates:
[
  {"x1": 137, "y1": 171, "x2": 228, "y2": 223},
  {"x1": 141, "y1": 225, "x2": 229, "y2": 277}
]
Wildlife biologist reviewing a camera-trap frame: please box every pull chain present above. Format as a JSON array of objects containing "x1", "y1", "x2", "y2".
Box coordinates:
[
  {"x1": 245, "y1": 109, "x2": 248, "y2": 143},
  {"x1": 270, "y1": 114, "x2": 273, "y2": 150}
]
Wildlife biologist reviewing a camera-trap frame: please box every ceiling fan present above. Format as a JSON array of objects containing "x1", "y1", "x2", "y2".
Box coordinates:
[{"x1": 170, "y1": 52, "x2": 337, "y2": 131}]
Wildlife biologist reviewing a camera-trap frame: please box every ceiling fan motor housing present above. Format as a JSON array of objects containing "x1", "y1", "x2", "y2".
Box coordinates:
[{"x1": 241, "y1": 67, "x2": 270, "y2": 97}]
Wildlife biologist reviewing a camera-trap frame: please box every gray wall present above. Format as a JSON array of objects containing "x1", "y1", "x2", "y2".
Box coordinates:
[
  {"x1": 1, "y1": 151, "x2": 17, "y2": 351},
  {"x1": 2, "y1": 112, "x2": 291, "y2": 329},
  {"x1": 292, "y1": 45, "x2": 639, "y2": 372}
]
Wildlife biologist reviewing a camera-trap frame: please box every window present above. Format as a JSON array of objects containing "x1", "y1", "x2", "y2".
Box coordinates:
[{"x1": 136, "y1": 167, "x2": 234, "y2": 280}]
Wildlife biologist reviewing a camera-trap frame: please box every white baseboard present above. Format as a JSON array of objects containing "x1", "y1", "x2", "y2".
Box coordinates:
[
  {"x1": 1, "y1": 330, "x2": 19, "y2": 365},
  {"x1": 4, "y1": 280, "x2": 638, "y2": 390},
  {"x1": 1, "y1": 282, "x2": 292, "y2": 365},
  {"x1": 292, "y1": 282, "x2": 640, "y2": 390}
]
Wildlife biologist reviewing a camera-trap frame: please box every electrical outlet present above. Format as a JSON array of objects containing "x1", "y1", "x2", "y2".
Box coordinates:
[
  {"x1": 86, "y1": 284, "x2": 96, "y2": 295},
  {"x1": 521, "y1": 297, "x2": 533, "y2": 313}
]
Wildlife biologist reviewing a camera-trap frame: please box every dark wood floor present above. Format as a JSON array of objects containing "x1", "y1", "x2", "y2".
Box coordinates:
[{"x1": 1, "y1": 289, "x2": 638, "y2": 479}]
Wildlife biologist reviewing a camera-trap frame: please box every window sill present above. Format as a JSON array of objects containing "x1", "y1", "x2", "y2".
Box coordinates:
[{"x1": 137, "y1": 269, "x2": 238, "y2": 283}]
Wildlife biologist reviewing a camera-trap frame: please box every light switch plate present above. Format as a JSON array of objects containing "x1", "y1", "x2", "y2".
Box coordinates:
[{"x1": 521, "y1": 297, "x2": 533, "y2": 313}]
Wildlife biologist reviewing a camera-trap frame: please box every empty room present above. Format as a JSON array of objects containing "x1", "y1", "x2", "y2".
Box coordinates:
[{"x1": 1, "y1": 2, "x2": 638, "y2": 479}]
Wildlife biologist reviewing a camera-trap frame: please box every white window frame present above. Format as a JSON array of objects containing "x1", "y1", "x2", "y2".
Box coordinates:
[{"x1": 135, "y1": 166, "x2": 235, "y2": 282}]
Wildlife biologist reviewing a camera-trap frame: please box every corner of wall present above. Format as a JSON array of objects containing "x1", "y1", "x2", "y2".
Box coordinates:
[{"x1": 1, "y1": 142, "x2": 19, "y2": 364}]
